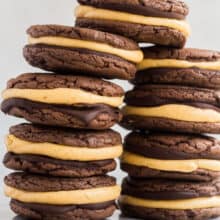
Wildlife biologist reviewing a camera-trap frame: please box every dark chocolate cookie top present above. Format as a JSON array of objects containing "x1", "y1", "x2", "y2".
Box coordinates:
[
  {"x1": 5, "y1": 172, "x2": 116, "y2": 192},
  {"x1": 6, "y1": 73, "x2": 124, "y2": 97},
  {"x1": 78, "y1": 0, "x2": 189, "y2": 20},
  {"x1": 132, "y1": 67, "x2": 220, "y2": 90},
  {"x1": 125, "y1": 84, "x2": 220, "y2": 107},
  {"x1": 27, "y1": 25, "x2": 139, "y2": 50},
  {"x1": 10, "y1": 123, "x2": 122, "y2": 148},
  {"x1": 142, "y1": 46, "x2": 220, "y2": 62},
  {"x1": 124, "y1": 131, "x2": 220, "y2": 160},
  {"x1": 122, "y1": 177, "x2": 220, "y2": 200}
]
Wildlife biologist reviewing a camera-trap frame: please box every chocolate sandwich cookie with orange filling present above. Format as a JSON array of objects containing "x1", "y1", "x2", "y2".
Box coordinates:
[
  {"x1": 23, "y1": 25, "x2": 143, "y2": 80},
  {"x1": 4, "y1": 123, "x2": 122, "y2": 177},
  {"x1": 1, "y1": 73, "x2": 123, "y2": 129},
  {"x1": 75, "y1": 0, "x2": 190, "y2": 48},
  {"x1": 119, "y1": 177, "x2": 220, "y2": 220},
  {"x1": 122, "y1": 84, "x2": 220, "y2": 134},
  {"x1": 134, "y1": 46, "x2": 220, "y2": 88},
  {"x1": 4, "y1": 172, "x2": 121, "y2": 220},
  {"x1": 121, "y1": 132, "x2": 220, "y2": 181}
]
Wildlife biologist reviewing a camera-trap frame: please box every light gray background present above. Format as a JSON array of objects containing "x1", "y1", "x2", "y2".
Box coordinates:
[{"x1": 0, "y1": 1, "x2": 220, "y2": 219}]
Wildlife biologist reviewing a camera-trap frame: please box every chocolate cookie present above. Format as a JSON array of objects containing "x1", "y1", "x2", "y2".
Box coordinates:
[
  {"x1": 134, "y1": 46, "x2": 220, "y2": 88},
  {"x1": 122, "y1": 84, "x2": 220, "y2": 134},
  {"x1": 5, "y1": 172, "x2": 121, "y2": 220},
  {"x1": 23, "y1": 25, "x2": 143, "y2": 80},
  {"x1": 119, "y1": 177, "x2": 220, "y2": 220},
  {"x1": 75, "y1": 0, "x2": 190, "y2": 48},
  {"x1": 1, "y1": 73, "x2": 123, "y2": 129},
  {"x1": 4, "y1": 123, "x2": 122, "y2": 177},
  {"x1": 121, "y1": 132, "x2": 220, "y2": 181}
]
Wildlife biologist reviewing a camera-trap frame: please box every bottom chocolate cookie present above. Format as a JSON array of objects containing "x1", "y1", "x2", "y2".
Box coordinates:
[
  {"x1": 132, "y1": 68, "x2": 220, "y2": 89},
  {"x1": 11, "y1": 199, "x2": 116, "y2": 220},
  {"x1": 119, "y1": 177, "x2": 220, "y2": 220},
  {"x1": 1, "y1": 98, "x2": 122, "y2": 130},
  {"x1": 4, "y1": 153, "x2": 116, "y2": 178},
  {"x1": 120, "y1": 203, "x2": 220, "y2": 220},
  {"x1": 121, "y1": 163, "x2": 220, "y2": 182},
  {"x1": 121, "y1": 115, "x2": 220, "y2": 134}
]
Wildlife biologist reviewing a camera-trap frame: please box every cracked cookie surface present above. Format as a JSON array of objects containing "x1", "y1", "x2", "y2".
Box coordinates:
[{"x1": 24, "y1": 25, "x2": 140, "y2": 79}]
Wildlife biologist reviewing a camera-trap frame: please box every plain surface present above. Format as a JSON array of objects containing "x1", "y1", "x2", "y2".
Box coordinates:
[{"x1": 1, "y1": 0, "x2": 220, "y2": 219}]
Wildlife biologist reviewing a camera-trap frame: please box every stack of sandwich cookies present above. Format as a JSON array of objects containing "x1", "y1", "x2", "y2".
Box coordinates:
[
  {"x1": 75, "y1": 0, "x2": 190, "y2": 48},
  {"x1": 2, "y1": 22, "x2": 141, "y2": 219},
  {"x1": 1, "y1": 73, "x2": 123, "y2": 129},
  {"x1": 6, "y1": 0, "x2": 220, "y2": 219},
  {"x1": 119, "y1": 177, "x2": 220, "y2": 220},
  {"x1": 5, "y1": 172, "x2": 120, "y2": 220},
  {"x1": 122, "y1": 47, "x2": 220, "y2": 134},
  {"x1": 24, "y1": 25, "x2": 143, "y2": 80},
  {"x1": 117, "y1": 3, "x2": 220, "y2": 217},
  {"x1": 4, "y1": 123, "x2": 122, "y2": 177},
  {"x1": 2, "y1": 74, "x2": 123, "y2": 218}
]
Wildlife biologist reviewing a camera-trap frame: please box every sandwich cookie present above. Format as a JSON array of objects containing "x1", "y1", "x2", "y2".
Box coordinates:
[
  {"x1": 23, "y1": 25, "x2": 143, "y2": 80},
  {"x1": 75, "y1": 0, "x2": 190, "y2": 48},
  {"x1": 4, "y1": 123, "x2": 123, "y2": 177},
  {"x1": 5, "y1": 172, "x2": 121, "y2": 220},
  {"x1": 119, "y1": 177, "x2": 220, "y2": 220},
  {"x1": 134, "y1": 46, "x2": 220, "y2": 89},
  {"x1": 1, "y1": 73, "x2": 123, "y2": 129},
  {"x1": 121, "y1": 132, "x2": 220, "y2": 181},
  {"x1": 122, "y1": 85, "x2": 220, "y2": 134}
]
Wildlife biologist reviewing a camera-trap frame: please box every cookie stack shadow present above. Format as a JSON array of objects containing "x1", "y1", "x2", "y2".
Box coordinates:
[{"x1": 1, "y1": 13, "x2": 144, "y2": 220}]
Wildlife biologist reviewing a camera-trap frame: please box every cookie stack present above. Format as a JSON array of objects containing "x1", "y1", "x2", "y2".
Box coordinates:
[
  {"x1": 74, "y1": 0, "x2": 220, "y2": 219},
  {"x1": 115, "y1": 6, "x2": 220, "y2": 220},
  {"x1": 1, "y1": 23, "x2": 143, "y2": 219}
]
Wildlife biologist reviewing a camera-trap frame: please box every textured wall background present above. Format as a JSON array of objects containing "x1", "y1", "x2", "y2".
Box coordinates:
[{"x1": 0, "y1": 0, "x2": 220, "y2": 218}]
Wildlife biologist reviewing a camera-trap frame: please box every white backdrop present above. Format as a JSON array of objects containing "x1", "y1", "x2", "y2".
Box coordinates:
[{"x1": 0, "y1": 1, "x2": 220, "y2": 219}]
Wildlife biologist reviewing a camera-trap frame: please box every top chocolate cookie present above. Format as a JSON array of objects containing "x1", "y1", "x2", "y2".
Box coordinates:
[
  {"x1": 141, "y1": 46, "x2": 220, "y2": 61},
  {"x1": 23, "y1": 25, "x2": 143, "y2": 80},
  {"x1": 76, "y1": 0, "x2": 190, "y2": 47},
  {"x1": 78, "y1": 0, "x2": 189, "y2": 19},
  {"x1": 5, "y1": 172, "x2": 116, "y2": 192},
  {"x1": 134, "y1": 46, "x2": 220, "y2": 89},
  {"x1": 122, "y1": 177, "x2": 220, "y2": 200},
  {"x1": 6, "y1": 73, "x2": 124, "y2": 97},
  {"x1": 27, "y1": 25, "x2": 139, "y2": 50}
]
